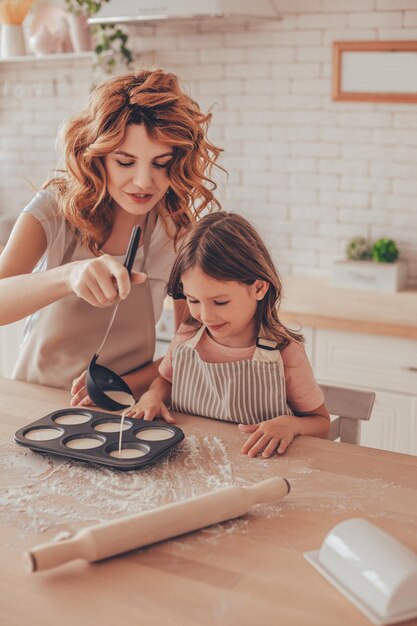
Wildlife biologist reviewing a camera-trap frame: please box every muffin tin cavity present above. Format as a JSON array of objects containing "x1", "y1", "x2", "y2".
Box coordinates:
[
  {"x1": 14, "y1": 409, "x2": 184, "y2": 470},
  {"x1": 64, "y1": 435, "x2": 106, "y2": 450},
  {"x1": 54, "y1": 411, "x2": 91, "y2": 425},
  {"x1": 24, "y1": 427, "x2": 63, "y2": 441},
  {"x1": 136, "y1": 428, "x2": 175, "y2": 442},
  {"x1": 107, "y1": 444, "x2": 150, "y2": 459},
  {"x1": 94, "y1": 420, "x2": 132, "y2": 433}
]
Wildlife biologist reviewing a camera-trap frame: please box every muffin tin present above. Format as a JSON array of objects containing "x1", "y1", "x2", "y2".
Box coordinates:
[{"x1": 14, "y1": 408, "x2": 184, "y2": 470}]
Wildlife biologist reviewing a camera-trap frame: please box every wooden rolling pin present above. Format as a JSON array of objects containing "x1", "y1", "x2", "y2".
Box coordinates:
[{"x1": 25, "y1": 477, "x2": 290, "y2": 572}]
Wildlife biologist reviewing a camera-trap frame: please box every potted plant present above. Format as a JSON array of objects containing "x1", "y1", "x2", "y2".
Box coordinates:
[
  {"x1": 332, "y1": 237, "x2": 407, "y2": 293},
  {"x1": 64, "y1": 0, "x2": 133, "y2": 73}
]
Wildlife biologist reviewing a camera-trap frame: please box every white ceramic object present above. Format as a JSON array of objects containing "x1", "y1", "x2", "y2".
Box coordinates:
[
  {"x1": 30, "y1": 5, "x2": 73, "y2": 53},
  {"x1": 304, "y1": 518, "x2": 417, "y2": 625},
  {"x1": 1, "y1": 24, "x2": 26, "y2": 58},
  {"x1": 29, "y1": 24, "x2": 63, "y2": 55},
  {"x1": 332, "y1": 259, "x2": 408, "y2": 293},
  {"x1": 66, "y1": 13, "x2": 92, "y2": 52}
]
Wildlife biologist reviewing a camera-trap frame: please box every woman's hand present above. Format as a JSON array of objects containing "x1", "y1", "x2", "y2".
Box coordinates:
[
  {"x1": 67, "y1": 254, "x2": 146, "y2": 308},
  {"x1": 70, "y1": 370, "x2": 94, "y2": 407},
  {"x1": 124, "y1": 390, "x2": 176, "y2": 423},
  {"x1": 239, "y1": 415, "x2": 297, "y2": 458}
]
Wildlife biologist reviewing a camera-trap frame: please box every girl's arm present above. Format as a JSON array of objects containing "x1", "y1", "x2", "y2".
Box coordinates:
[
  {"x1": 125, "y1": 376, "x2": 174, "y2": 423},
  {"x1": 122, "y1": 307, "x2": 182, "y2": 418},
  {"x1": 239, "y1": 403, "x2": 330, "y2": 458},
  {"x1": 111, "y1": 299, "x2": 188, "y2": 397},
  {"x1": 0, "y1": 214, "x2": 146, "y2": 326}
]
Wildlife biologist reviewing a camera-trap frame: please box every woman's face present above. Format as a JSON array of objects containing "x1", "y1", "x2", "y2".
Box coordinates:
[{"x1": 104, "y1": 124, "x2": 173, "y2": 220}]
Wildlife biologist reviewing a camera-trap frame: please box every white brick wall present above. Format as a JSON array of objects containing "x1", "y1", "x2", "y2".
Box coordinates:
[
  {"x1": 1, "y1": 0, "x2": 417, "y2": 286},
  {"x1": 0, "y1": 56, "x2": 93, "y2": 221}
]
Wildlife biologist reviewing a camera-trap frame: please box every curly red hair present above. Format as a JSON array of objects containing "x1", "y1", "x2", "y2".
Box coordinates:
[{"x1": 46, "y1": 69, "x2": 223, "y2": 254}]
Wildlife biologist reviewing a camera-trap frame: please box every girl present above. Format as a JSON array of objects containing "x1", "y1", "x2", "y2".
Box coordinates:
[
  {"x1": 0, "y1": 69, "x2": 222, "y2": 402},
  {"x1": 126, "y1": 212, "x2": 330, "y2": 458}
]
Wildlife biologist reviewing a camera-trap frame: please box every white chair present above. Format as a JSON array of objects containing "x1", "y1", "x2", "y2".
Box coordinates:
[{"x1": 320, "y1": 384, "x2": 375, "y2": 445}]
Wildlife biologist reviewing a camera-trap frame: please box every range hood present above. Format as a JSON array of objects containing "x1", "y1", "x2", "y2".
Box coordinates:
[{"x1": 88, "y1": 0, "x2": 277, "y2": 24}]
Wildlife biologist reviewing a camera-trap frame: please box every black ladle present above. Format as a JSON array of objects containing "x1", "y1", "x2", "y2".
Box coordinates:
[{"x1": 85, "y1": 225, "x2": 141, "y2": 412}]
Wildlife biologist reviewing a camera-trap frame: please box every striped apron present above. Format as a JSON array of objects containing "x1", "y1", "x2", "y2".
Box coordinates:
[{"x1": 171, "y1": 324, "x2": 292, "y2": 425}]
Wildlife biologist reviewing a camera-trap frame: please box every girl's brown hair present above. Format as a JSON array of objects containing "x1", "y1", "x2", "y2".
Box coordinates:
[
  {"x1": 46, "y1": 69, "x2": 223, "y2": 254},
  {"x1": 168, "y1": 212, "x2": 304, "y2": 348}
]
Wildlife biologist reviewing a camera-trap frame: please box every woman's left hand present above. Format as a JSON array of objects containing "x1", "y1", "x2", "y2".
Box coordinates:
[
  {"x1": 238, "y1": 416, "x2": 296, "y2": 458},
  {"x1": 70, "y1": 370, "x2": 94, "y2": 407}
]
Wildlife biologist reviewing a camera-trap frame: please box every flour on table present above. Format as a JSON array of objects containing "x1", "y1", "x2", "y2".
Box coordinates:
[
  {"x1": 0, "y1": 434, "x2": 238, "y2": 536},
  {"x1": 1, "y1": 438, "x2": 397, "y2": 545}
]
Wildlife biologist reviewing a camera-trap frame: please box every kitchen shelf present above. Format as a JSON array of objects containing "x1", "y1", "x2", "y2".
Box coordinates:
[
  {"x1": 0, "y1": 52, "x2": 94, "y2": 63},
  {"x1": 87, "y1": 0, "x2": 279, "y2": 24}
]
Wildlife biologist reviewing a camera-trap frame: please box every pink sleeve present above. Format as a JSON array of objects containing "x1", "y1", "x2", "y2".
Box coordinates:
[
  {"x1": 158, "y1": 341, "x2": 175, "y2": 383},
  {"x1": 281, "y1": 340, "x2": 324, "y2": 413},
  {"x1": 158, "y1": 323, "x2": 196, "y2": 383}
]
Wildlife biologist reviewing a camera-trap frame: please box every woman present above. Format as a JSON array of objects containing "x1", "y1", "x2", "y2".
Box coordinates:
[{"x1": 0, "y1": 69, "x2": 223, "y2": 404}]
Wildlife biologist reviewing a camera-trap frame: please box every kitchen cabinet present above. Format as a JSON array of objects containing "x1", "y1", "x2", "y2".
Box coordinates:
[
  {"x1": 359, "y1": 390, "x2": 417, "y2": 454},
  {"x1": 309, "y1": 327, "x2": 417, "y2": 455},
  {"x1": 281, "y1": 276, "x2": 417, "y2": 455}
]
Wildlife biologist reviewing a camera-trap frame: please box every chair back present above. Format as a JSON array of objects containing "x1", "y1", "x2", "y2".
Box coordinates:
[{"x1": 320, "y1": 384, "x2": 375, "y2": 444}]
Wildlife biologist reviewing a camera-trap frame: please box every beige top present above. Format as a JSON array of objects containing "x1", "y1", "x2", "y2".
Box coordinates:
[
  {"x1": 20, "y1": 189, "x2": 177, "y2": 342},
  {"x1": 13, "y1": 192, "x2": 174, "y2": 389}
]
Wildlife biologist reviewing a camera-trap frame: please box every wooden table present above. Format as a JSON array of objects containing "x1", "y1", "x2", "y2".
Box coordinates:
[{"x1": 1, "y1": 378, "x2": 416, "y2": 626}]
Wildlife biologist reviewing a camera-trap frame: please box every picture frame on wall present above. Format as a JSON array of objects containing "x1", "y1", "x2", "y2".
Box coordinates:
[{"x1": 332, "y1": 40, "x2": 417, "y2": 104}]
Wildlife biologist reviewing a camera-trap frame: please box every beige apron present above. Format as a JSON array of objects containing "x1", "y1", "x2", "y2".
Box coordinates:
[
  {"x1": 13, "y1": 212, "x2": 157, "y2": 390},
  {"x1": 171, "y1": 324, "x2": 292, "y2": 424}
]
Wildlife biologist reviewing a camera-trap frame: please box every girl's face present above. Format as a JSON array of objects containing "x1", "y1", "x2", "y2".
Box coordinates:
[
  {"x1": 181, "y1": 267, "x2": 269, "y2": 348},
  {"x1": 104, "y1": 124, "x2": 173, "y2": 221}
]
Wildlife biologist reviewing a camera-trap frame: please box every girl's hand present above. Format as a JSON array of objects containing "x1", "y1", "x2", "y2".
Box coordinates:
[
  {"x1": 238, "y1": 416, "x2": 296, "y2": 458},
  {"x1": 67, "y1": 255, "x2": 146, "y2": 308},
  {"x1": 70, "y1": 370, "x2": 94, "y2": 407},
  {"x1": 124, "y1": 391, "x2": 176, "y2": 424}
]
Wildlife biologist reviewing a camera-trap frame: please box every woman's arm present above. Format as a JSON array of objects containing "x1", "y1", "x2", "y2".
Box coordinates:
[
  {"x1": 0, "y1": 214, "x2": 70, "y2": 324},
  {"x1": 0, "y1": 214, "x2": 146, "y2": 325}
]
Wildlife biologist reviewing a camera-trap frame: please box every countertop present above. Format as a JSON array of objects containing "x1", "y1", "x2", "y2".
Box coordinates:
[
  {"x1": 1, "y1": 378, "x2": 416, "y2": 626},
  {"x1": 281, "y1": 275, "x2": 417, "y2": 339}
]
